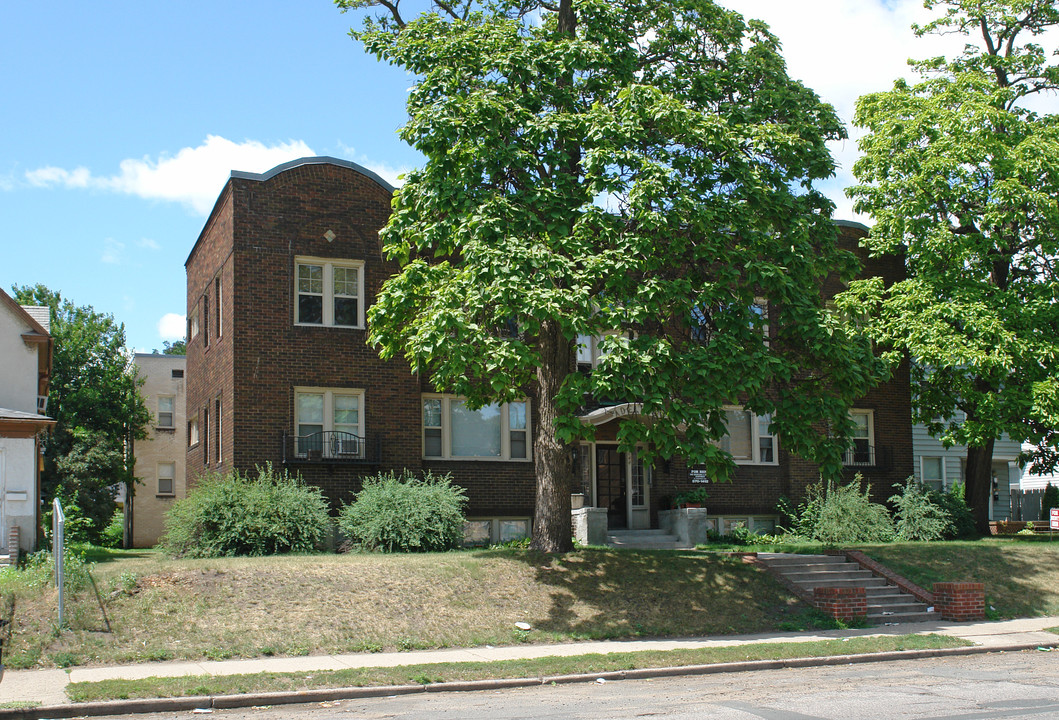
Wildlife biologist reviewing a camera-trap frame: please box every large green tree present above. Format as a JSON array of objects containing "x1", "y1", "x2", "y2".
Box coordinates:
[
  {"x1": 12, "y1": 284, "x2": 150, "y2": 543},
  {"x1": 343, "y1": 0, "x2": 884, "y2": 551},
  {"x1": 846, "y1": 0, "x2": 1059, "y2": 532}
]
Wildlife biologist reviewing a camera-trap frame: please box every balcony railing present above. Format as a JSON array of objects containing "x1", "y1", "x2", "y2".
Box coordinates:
[
  {"x1": 842, "y1": 443, "x2": 892, "y2": 471},
  {"x1": 282, "y1": 431, "x2": 381, "y2": 465}
]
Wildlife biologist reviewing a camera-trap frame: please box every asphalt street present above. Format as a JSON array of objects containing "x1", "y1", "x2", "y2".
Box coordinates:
[{"x1": 89, "y1": 648, "x2": 1059, "y2": 720}]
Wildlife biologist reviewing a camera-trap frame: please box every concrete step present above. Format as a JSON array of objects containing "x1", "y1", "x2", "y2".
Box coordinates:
[
  {"x1": 606, "y1": 529, "x2": 688, "y2": 550},
  {"x1": 758, "y1": 553, "x2": 847, "y2": 566},
  {"x1": 782, "y1": 569, "x2": 878, "y2": 583},
  {"x1": 791, "y1": 576, "x2": 890, "y2": 590},
  {"x1": 868, "y1": 610, "x2": 937, "y2": 623},
  {"x1": 759, "y1": 552, "x2": 936, "y2": 624}
]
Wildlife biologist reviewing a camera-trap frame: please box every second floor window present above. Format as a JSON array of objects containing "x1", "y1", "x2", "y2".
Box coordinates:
[
  {"x1": 295, "y1": 258, "x2": 364, "y2": 328},
  {"x1": 157, "y1": 396, "x2": 175, "y2": 428},
  {"x1": 295, "y1": 388, "x2": 365, "y2": 457}
]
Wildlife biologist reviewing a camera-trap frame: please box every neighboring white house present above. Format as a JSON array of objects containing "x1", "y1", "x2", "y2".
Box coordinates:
[
  {"x1": 912, "y1": 417, "x2": 1022, "y2": 522},
  {"x1": 130, "y1": 353, "x2": 187, "y2": 547},
  {"x1": 0, "y1": 288, "x2": 54, "y2": 556}
]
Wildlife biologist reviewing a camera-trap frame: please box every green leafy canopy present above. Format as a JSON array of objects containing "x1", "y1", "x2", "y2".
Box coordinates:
[{"x1": 844, "y1": 0, "x2": 1059, "y2": 528}]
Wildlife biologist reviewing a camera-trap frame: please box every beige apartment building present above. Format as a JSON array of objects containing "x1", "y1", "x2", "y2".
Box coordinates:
[{"x1": 131, "y1": 353, "x2": 186, "y2": 547}]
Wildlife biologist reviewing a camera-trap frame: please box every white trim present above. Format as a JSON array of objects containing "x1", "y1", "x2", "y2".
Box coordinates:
[
  {"x1": 717, "y1": 406, "x2": 779, "y2": 466},
  {"x1": 157, "y1": 461, "x2": 176, "y2": 496},
  {"x1": 422, "y1": 394, "x2": 531, "y2": 462},
  {"x1": 294, "y1": 256, "x2": 365, "y2": 329}
]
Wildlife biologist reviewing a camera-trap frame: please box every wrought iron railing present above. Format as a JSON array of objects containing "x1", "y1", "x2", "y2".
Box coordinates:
[
  {"x1": 281, "y1": 431, "x2": 381, "y2": 465},
  {"x1": 842, "y1": 443, "x2": 892, "y2": 470}
]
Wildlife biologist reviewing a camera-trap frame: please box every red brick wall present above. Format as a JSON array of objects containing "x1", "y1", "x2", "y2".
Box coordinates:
[
  {"x1": 813, "y1": 586, "x2": 867, "y2": 622},
  {"x1": 933, "y1": 582, "x2": 985, "y2": 622}
]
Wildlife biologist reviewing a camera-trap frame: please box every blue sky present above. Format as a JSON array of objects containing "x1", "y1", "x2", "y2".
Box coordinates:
[{"x1": 2, "y1": 1, "x2": 1054, "y2": 352}]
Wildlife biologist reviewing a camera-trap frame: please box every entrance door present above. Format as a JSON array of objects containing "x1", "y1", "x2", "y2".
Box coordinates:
[{"x1": 595, "y1": 445, "x2": 627, "y2": 529}]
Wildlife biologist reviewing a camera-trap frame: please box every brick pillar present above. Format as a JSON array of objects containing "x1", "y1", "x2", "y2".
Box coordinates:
[
  {"x1": 814, "y1": 587, "x2": 867, "y2": 622},
  {"x1": 932, "y1": 582, "x2": 985, "y2": 621}
]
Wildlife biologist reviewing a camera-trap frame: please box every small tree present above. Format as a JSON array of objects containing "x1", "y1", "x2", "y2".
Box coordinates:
[
  {"x1": 13, "y1": 284, "x2": 149, "y2": 543},
  {"x1": 1042, "y1": 482, "x2": 1059, "y2": 521},
  {"x1": 890, "y1": 478, "x2": 948, "y2": 542},
  {"x1": 846, "y1": 0, "x2": 1059, "y2": 533}
]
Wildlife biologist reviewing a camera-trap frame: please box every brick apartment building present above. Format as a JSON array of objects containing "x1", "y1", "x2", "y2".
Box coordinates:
[{"x1": 185, "y1": 156, "x2": 912, "y2": 541}]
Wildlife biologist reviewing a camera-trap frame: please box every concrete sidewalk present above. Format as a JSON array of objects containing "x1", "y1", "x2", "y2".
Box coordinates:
[{"x1": 2, "y1": 616, "x2": 1057, "y2": 714}]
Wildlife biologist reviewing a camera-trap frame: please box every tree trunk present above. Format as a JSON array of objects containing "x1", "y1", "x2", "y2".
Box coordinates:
[
  {"x1": 531, "y1": 319, "x2": 574, "y2": 552},
  {"x1": 964, "y1": 438, "x2": 996, "y2": 536}
]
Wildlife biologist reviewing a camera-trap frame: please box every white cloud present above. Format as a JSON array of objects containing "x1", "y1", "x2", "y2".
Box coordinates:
[
  {"x1": 102, "y1": 237, "x2": 125, "y2": 265},
  {"x1": 158, "y1": 313, "x2": 186, "y2": 340},
  {"x1": 333, "y1": 142, "x2": 409, "y2": 187},
  {"x1": 137, "y1": 238, "x2": 161, "y2": 250},
  {"x1": 25, "y1": 135, "x2": 315, "y2": 215}
]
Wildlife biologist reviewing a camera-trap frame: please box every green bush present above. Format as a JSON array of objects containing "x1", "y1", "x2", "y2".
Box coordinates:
[
  {"x1": 160, "y1": 464, "x2": 330, "y2": 558},
  {"x1": 100, "y1": 509, "x2": 124, "y2": 548},
  {"x1": 933, "y1": 483, "x2": 977, "y2": 539},
  {"x1": 889, "y1": 477, "x2": 948, "y2": 541},
  {"x1": 783, "y1": 476, "x2": 894, "y2": 545},
  {"x1": 814, "y1": 477, "x2": 894, "y2": 544},
  {"x1": 1042, "y1": 482, "x2": 1059, "y2": 521},
  {"x1": 338, "y1": 470, "x2": 467, "y2": 552}
]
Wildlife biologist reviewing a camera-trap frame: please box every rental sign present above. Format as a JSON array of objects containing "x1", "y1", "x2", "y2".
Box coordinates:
[{"x1": 1051, "y1": 507, "x2": 1059, "y2": 531}]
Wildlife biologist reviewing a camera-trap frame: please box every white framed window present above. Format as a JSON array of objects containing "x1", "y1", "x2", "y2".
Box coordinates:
[
  {"x1": 157, "y1": 462, "x2": 175, "y2": 495},
  {"x1": 295, "y1": 257, "x2": 365, "y2": 328},
  {"x1": 422, "y1": 395, "x2": 531, "y2": 461},
  {"x1": 188, "y1": 307, "x2": 200, "y2": 341},
  {"x1": 921, "y1": 456, "x2": 945, "y2": 492},
  {"x1": 845, "y1": 409, "x2": 875, "y2": 466},
  {"x1": 712, "y1": 407, "x2": 778, "y2": 465},
  {"x1": 294, "y1": 387, "x2": 365, "y2": 457},
  {"x1": 157, "y1": 395, "x2": 175, "y2": 428},
  {"x1": 188, "y1": 417, "x2": 199, "y2": 447}
]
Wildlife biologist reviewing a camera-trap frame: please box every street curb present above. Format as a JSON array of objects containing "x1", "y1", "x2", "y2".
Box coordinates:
[{"x1": 3, "y1": 641, "x2": 1055, "y2": 719}]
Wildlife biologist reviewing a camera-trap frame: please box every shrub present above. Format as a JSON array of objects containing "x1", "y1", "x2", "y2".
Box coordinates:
[
  {"x1": 1042, "y1": 482, "x2": 1059, "y2": 521},
  {"x1": 777, "y1": 477, "x2": 893, "y2": 544},
  {"x1": 889, "y1": 477, "x2": 948, "y2": 541},
  {"x1": 933, "y1": 483, "x2": 976, "y2": 539},
  {"x1": 100, "y1": 509, "x2": 124, "y2": 549},
  {"x1": 338, "y1": 470, "x2": 467, "y2": 552},
  {"x1": 160, "y1": 464, "x2": 330, "y2": 558}
]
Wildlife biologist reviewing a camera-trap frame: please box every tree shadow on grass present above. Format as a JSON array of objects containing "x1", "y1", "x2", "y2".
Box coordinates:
[{"x1": 470, "y1": 547, "x2": 805, "y2": 640}]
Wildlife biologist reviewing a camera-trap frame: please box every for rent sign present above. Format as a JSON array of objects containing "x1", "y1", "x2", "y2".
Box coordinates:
[{"x1": 1051, "y1": 507, "x2": 1058, "y2": 531}]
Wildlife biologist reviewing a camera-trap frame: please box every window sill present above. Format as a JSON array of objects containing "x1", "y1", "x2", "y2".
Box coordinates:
[
  {"x1": 423, "y1": 457, "x2": 533, "y2": 463},
  {"x1": 156, "y1": 493, "x2": 176, "y2": 499},
  {"x1": 155, "y1": 426, "x2": 176, "y2": 433},
  {"x1": 293, "y1": 323, "x2": 366, "y2": 331}
]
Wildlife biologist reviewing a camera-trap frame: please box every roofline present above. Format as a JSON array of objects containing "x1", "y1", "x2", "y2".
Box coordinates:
[
  {"x1": 230, "y1": 156, "x2": 395, "y2": 194},
  {"x1": 134, "y1": 352, "x2": 187, "y2": 359},
  {"x1": 834, "y1": 219, "x2": 870, "y2": 233},
  {"x1": 185, "y1": 156, "x2": 395, "y2": 269},
  {"x1": 0, "y1": 287, "x2": 50, "y2": 338}
]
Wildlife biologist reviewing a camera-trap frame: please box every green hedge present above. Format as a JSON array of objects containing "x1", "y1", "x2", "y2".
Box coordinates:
[
  {"x1": 161, "y1": 464, "x2": 330, "y2": 558},
  {"x1": 338, "y1": 470, "x2": 467, "y2": 552}
]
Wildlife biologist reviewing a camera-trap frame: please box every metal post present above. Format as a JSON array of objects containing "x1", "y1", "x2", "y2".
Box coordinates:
[{"x1": 53, "y1": 498, "x2": 65, "y2": 628}]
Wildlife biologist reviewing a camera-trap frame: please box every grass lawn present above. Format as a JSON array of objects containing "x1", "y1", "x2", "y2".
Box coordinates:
[
  {"x1": 3, "y1": 547, "x2": 818, "y2": 670},
  {"x1": 64, "y1": 634, "x2": 969, "y2": 703}
]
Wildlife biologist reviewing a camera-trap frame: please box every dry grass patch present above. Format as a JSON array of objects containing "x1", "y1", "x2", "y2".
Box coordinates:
[
  {"x1": 8, "y1": 548, "x2": 809, "y2": 669},
  {"x1": 861, "y1": 539, "x2": 1059, "y2": 618}
]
